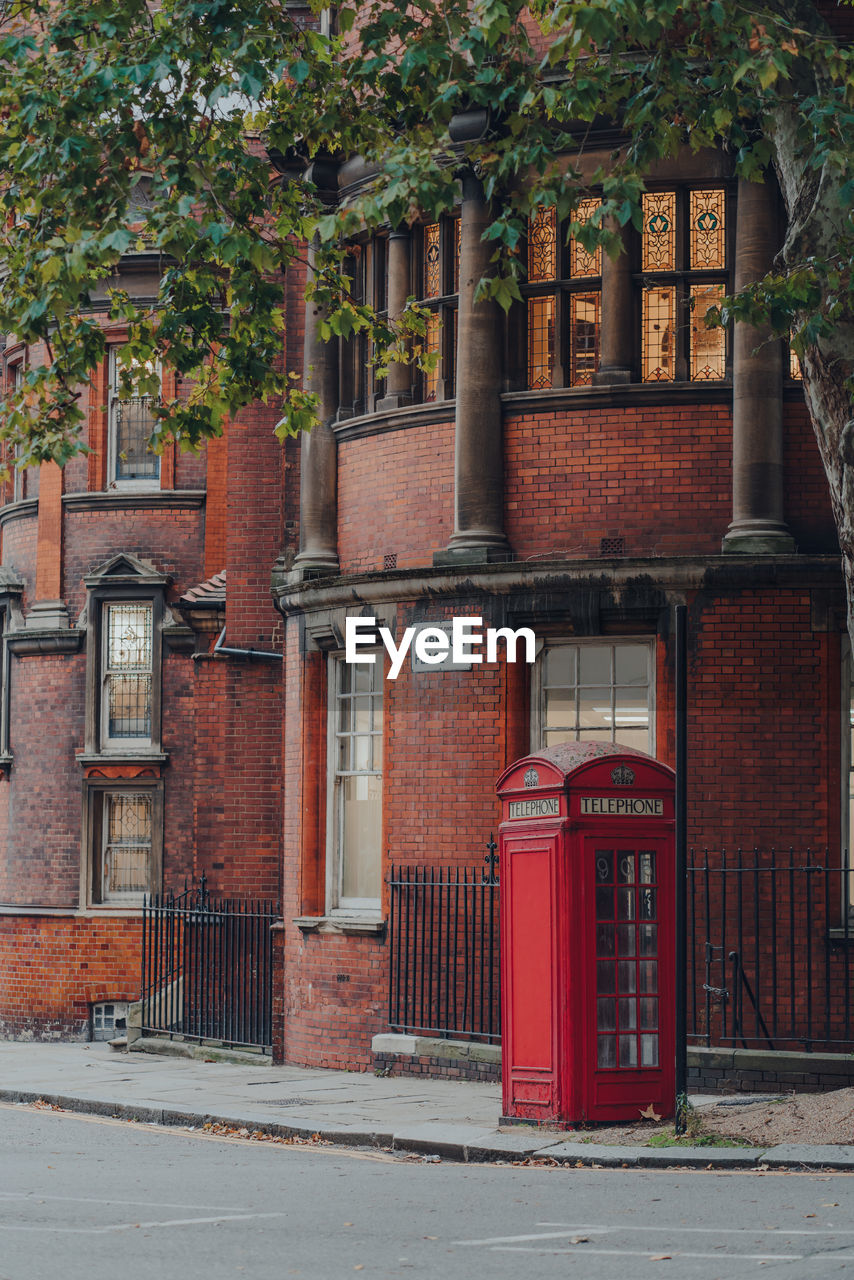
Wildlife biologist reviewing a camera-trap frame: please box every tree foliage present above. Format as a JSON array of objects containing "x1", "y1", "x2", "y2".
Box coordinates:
[{"x1": 0, "y1": 0, "x2": 851, "y2": 480}]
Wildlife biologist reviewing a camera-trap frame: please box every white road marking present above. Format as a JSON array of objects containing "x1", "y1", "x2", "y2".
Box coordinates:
[
  {"x1": 0, "y1": 1211, "x2": 289, "y2": 1234},
  {"x1": 492, "y1": 1246, "x2": 803, "y2": 1261},
  {"x1": 456, "y1": 1230, "x2": 611, "y2": 1246},
  {"x1": 0, "y1": 1192, "x2": 252, "y2": 1212},
  {"x1": 537, "y1": 1222, "x2": 854, "y2": 1237}
]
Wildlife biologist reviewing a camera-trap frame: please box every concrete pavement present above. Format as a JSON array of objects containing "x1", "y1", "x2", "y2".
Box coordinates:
[{"x1": 1, "y1": 1040, "x2": 852, "y2": 1170}]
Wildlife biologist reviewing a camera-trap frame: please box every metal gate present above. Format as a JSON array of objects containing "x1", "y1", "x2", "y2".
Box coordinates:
[{"x1": 140, "y1": 877, "x2": 278, "y2": 1052}]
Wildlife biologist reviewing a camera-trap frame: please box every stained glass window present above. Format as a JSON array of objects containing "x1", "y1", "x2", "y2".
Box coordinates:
[
  {"x1": 690, "y1": 284, "x2": 726, "y2": 380},
  {"x1": 570, "y1": 199, "x2": 601, "y2": 278},
  {"x1": 423, "y1": 223, "x2": 441, "y2": 298},
  {"x1": 789, "y1": 341, "x2": 803, "y2": 380},
  {"x1": 528, "y1": 206, "x2": 557, "y2": 283},
  {"x1": 641, "y1": 188, "x2": 728, "y2": 383},
  {"x1": 101, "y1": 792, "x2": 152, "y2": 900},
  {"x1": 422, "y1": 311, "x2": 441, "y2": 401},
  {"x1": 569, "y1": 293, "x2": 600, "y2": 386},
  {"x1": 642, "y1": 287, "x2": 676, "y2": 382},
  {"x1": 690, "y1": 189, "x2": 726, "y2": 269},
  {"x1": 103, "y1": 602, "x2": 153, "y2": 743},
  {"x1": 527, "y1": 296, "x2": 555, "y2": 389},
  {"x1": 641, "y1": 192, "x2": 676, "y2": 271}
]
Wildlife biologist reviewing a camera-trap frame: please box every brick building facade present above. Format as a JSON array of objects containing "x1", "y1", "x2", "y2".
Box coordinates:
[
  {"x1": 0, "y1": 237, "x2": 290, "y2": 1039},
  {"x1": 0, "y1": 39, "x2": 850, "y2": 1078}
]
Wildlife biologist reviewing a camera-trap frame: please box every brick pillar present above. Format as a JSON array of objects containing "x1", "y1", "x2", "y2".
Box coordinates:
[
  {"x1": 292, "y1": 238, "x2": 340, "y2": 576},
  {"x1": 30, "y1": 461, "x2": 68, "y2": 629},
  {"x1": 204, "y1": 422, "x2": 229, "y2": 579},
  {"x1": 435, "y1": 170, "x2": 510, "y2": 565},
  {"x1": 593, "y1": 219, "x2": 633, "y2": 385},
  {"x1": 722, "y1": 176, "x2": 794, "y2": 554},
  {"x1": 377, "y1": 230, "x2": 412, "y2": 409}
]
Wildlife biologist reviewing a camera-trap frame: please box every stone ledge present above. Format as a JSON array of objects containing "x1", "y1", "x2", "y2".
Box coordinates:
[
  {"x1": 294, "y1": 915, "x2": 385, "y2": 936},
  {"x1": 372, "y1": 1033, "x2": 501, "y2": 1065},
  {"x1": 689, "y1": 1046, "x2": 854, "y2": 1081}
]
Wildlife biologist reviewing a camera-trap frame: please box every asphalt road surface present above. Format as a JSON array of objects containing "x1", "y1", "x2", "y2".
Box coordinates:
[{"x1": 2, "y1": 1102, "x2": 854, "y2": 1280}]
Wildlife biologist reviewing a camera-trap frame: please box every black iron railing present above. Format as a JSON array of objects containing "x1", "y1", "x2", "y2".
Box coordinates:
[
  {"x1": 688, "y1": 848, "x2": 854, "y2": 1053},
  {"x1": 387, "y1": 841, "x2": 500, "y2": 1043},
  {"x1": 141, "y1": 877, "x2": 278, "y2": 1052},
  {"x1": 388, "y1": 844, "x2": 854, "y2": 1055}
]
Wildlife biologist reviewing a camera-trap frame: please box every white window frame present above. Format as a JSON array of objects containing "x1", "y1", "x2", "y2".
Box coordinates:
[
  {"x1": 531, "y1": 638, "x2": 656, "y2": 755},
  {"x1": 326, "y1": 653, "x2": 384, "y2": 917},
  {"x1": 100, "y1": 600, "x2": 154, "y2": 751},
  {"x1": 107, "y1": 348, "x2": 161, "y2": 490}
]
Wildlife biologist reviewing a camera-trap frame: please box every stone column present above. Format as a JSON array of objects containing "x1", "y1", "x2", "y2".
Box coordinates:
[
  {"x1": 292, "y1": 238, "x2": 340, "y2": 576},
  {"x1": 592, "y1": 218, "x2": 633, "y2": 385},
  {"x1": 377, "y1": 229, "x2": 412, "y2": 410},
  {"x1": 435, "y1": 170, "x2": 509, "y2": 564},
  {"x1": 722, "y1": 176, "x2": 794, "y2": 554}
]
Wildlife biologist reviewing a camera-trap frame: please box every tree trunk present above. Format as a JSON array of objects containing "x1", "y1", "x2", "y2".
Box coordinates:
[{"x1": 771, "y1": 95, "x2": 854, "y2": 635}]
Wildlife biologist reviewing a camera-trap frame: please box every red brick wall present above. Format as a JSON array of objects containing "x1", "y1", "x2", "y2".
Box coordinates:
[
  {"x1": 225, "y1": 405, "x2": 285, "y2": 651},
  {"x1": 784, "y1": 400, "x2": 838, "y2": 553},
  {"x1": 63, "y1": 506, "x2": 205, "y2": 616},
  {"x1": 0, "y1": 914, "x2": 141, "y2": 1040},
  {"x1": 505, "y1": 403, "x2": 733, "y2": 559},
  {"x1": 686, "y1": 589, "x2": 838, "y2": 852},
  {"x1": 1, "y1": 511, "x2": 37, "y2": 611},
  {"x1": 0, "y1": 653, "x2": 85, "y2": 907},
  {"x1": 337, "y1": 420, "x2": 454, "y2": 573},
  {"x1": 191, "y1": 656, "x2": 283, "y2": 900}
]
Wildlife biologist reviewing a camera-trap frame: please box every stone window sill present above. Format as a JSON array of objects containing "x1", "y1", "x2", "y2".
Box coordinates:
[{"x1": 293, "y1": 915, "x2": 385, "y2": 937}]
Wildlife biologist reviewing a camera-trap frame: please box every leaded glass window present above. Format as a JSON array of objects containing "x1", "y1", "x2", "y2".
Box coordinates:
[
  {"x1": 101, "y1": 792, "x2": 152, "y2": 901},
  {"x1": 417, "y1": 218, "x2": 460, "y2": 403},
  {"x1": 338, "y1": 237, "x2": 389, "y2": 419},
  {"x1": 789, "y1": 339, "x2": 803, "y2": 380},
  {"x1": 423, "y1": 223, "x2": 441, "y2": 298},
  {"x1": 640, "y1": 187, "x2": 729, "y2": 383},
  {"x1": 641, "y1": 193, "x2": 676, "y2": 271},
  {"x1": 108, "y1": 351, "x2": 160, "y2": 487},
  {"x1": 524, "y1": 202, "x2": 601, "y2": 389},
  {"x1": 102, "y1": 602, "x2": 153, "y2": 745}
]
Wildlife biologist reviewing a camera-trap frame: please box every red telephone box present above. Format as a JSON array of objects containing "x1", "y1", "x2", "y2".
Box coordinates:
[{"x1": 496, "y1": 741, "x2": 675, "y2": 1126}]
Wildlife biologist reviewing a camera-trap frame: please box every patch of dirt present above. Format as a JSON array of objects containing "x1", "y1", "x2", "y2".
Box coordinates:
[
  {"x1": 696, "y1": 1087, "x2": 854, "y2": 1147},
  {"x1": 531, "y1": 1087, "x2": 854, "y2": 1147}
]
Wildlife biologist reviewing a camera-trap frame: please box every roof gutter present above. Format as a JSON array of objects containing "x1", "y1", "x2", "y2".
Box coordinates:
[{"x1": 212, "y1": 625, "x2": 282, "y2": 661}]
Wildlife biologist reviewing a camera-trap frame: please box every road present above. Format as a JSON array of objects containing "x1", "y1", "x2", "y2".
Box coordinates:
[{"x1": 1, "y1": 1103, "x2": 853, "y2": 1279}]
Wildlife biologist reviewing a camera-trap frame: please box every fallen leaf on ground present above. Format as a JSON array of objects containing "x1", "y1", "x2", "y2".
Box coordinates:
[{"x1": 639, "y1": 1104, "x2": 662, "y2": 1121}]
